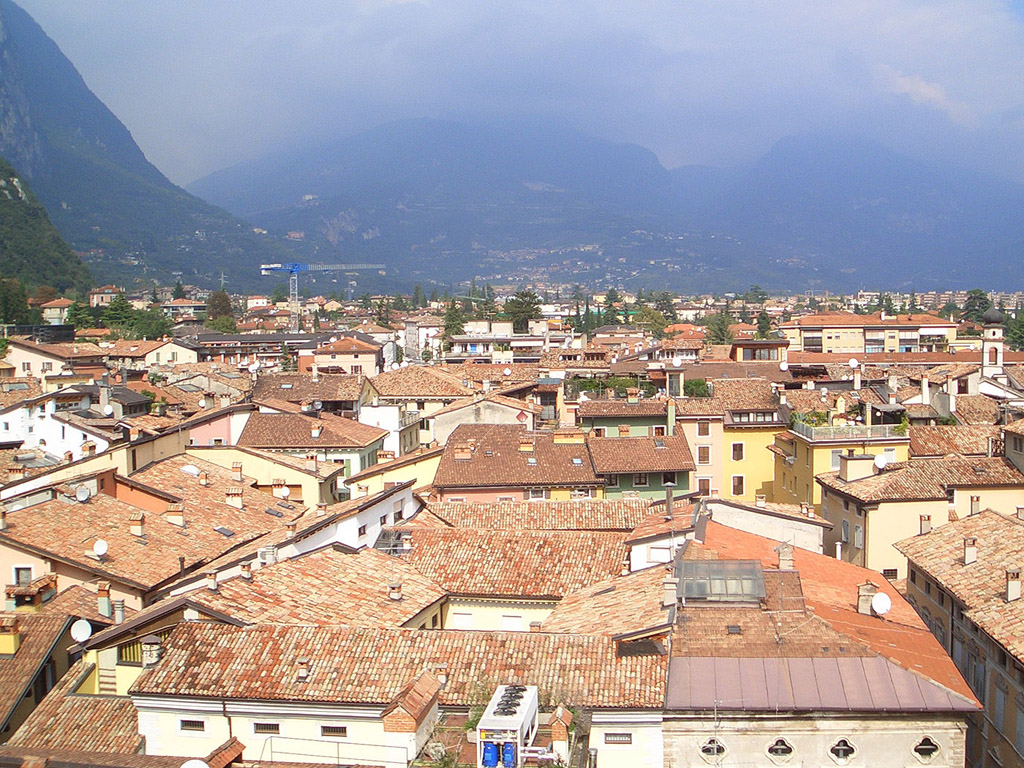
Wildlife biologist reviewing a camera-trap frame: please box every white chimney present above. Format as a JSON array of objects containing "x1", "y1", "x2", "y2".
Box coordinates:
[
  {"x1": 225, "y1": 488, "x2": 244, "y2": 509},
  {"x1": 921, "y1": 374, "x2": 930, "y2": 407},
  {"x1": 198, "y1": 471, "x2": 209, "y2": 487},
  {"x1": 1007, "y1": 569, "x2": 1021, "y2": 602},
  {"x1": 857, "y1": 581, "x2": 878, "y2": 615},
  {"x1": 240, "y1": 562, "x2": 253, "y2": 580},
  {"x1": 296, "y1": 658, "x2": 310, "y2": 682},
  {"x1": 97, "y1": 582, "x2": 112, "y2": 619},
  {"x1": 165, "y1": 503, "x2": 186, "y2": 527},
  {"x1": 231, "y1": 461, "x2": 243, "y2": 482},
  {"x1": 141, "y1": 635, "x2": 163, "y2": 667},
  {"x1": 853, "y1": 368, "x2": 862, "y2": 390},
  {"x1": 755, "y1": 494, "x2": 767, "y2": 508},
  {"x1": 389, "y1": 582, "x2": 403, "y2": 601},
  {"x1": 964, "y1": 537, "x2": 978, "y2": 565},
  {"x1": 662, "y1": 578, "x2": 679, "y2": 609},
  {"x1": 777, "y1": 541, "x2": 794, "y2": 570},
  {"x1": 129, "y1": 511, "x2": 145, "y2": 538},
  {"x1": 311, "y1": 363, "x2": 319, "y2": 383},
  {"x1": 316, "y1": 502, "x2": 328, "y2": 517},
  {"x1": 311, "y1": 424, "x2": 323, "y2": 439},
  {"x1": 205, "y1": 571, "x2": 218, "y2": 592},
  {"x1": 919, "y1": 514, "x2": 932, "y2": 535}
]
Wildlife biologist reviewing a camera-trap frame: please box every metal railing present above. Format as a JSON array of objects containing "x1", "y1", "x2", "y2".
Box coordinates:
[{"x1": 790, "y1": 421, "x2": 903, "y2": 441}]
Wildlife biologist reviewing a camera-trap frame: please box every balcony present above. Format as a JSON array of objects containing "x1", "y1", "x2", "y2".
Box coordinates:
[
  {"x1": 790, "y1": 421, "x2": 904, "y2": 442},
  {"x1": 399, "y1": 410, "x2": 421, "y2": 430}
]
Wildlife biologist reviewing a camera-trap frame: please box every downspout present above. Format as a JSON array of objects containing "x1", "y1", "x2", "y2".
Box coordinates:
[{"x1": 222, "y1": 698, "x2": 233, "y2": 739}]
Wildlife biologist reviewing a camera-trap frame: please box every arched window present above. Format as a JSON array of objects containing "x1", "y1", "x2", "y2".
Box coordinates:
[
  {"x1": 767, "y1": 737, "x2": 794, "y2": 763},
  {"x1": 990, "y1": 346, "x2": 999, "y2": 365},
  {"x1": 829, "y1": 739, "x2": 856, "y2": 765}
]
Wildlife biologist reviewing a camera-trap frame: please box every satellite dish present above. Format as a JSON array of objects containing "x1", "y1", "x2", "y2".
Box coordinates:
[
  {"x1": 503, "y1": 367, "x2": 513, "y2": 377},
  {"x1": 70, "y1": 619, "x2": 93, "y2": 643},
  {"x1": 280, "y1": 486, "x2": 290, "y2": 498},
  {"x1": 180, "y1": 761, "x2": 210, "y2": 768},
  {"x1": 401, "y1": 361, "x2": 409, "y2": 367},
  {"x1": 75, "y1": 486, "x2": 91, "y2": 503},
  {"x1": 391, "y1": 362, "x2": 401, "y2": 370},
  {"x1": 198, "y1": 398, "x2": 207, "y2": 409},
  {"x1": 248, "y1": 363, "x2": 260, "y2": 374},
  {"x1": 779, "y1": 361, "x2": 790, "y2": 372},
  {"x1": 102, "y1": 404, "x2": 114, "y2": 417},
  {"x1": 313, "y1": 400, "x2": 322, "y2": 410},
  {"x1": 820, "y1": 387, "x2": 828, "y2": 396},
  {"x1": 870, "y1": 591, "x2": 892, "y2": 616},
  {"x1": 329, "y1": 336, "x2": 338, "y2": 343},
  {"x1": 874, "y1": 454, "x2": 888, "y2": 471},
  {"x1": 93, "y1": 539, "x2": 109, "y2": 558},
  {"x1": 848, "y1": 358, "x2": 860, "y2": 370}
]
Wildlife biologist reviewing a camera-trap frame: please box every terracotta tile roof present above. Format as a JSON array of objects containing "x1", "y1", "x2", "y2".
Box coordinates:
[
  {"x1": 102, "y1": 339, "x2": 168, "y2": 358},
  {"x1": 395, "y1": 527, "x2": 628, "y2": 598},
  {"x1": 541, "y1": 565, "x2": 674, "y2": 636},
  {"x1": 896, "y1": 510, "x2": 1024, "y2": 662},
  {"x1": 238, "y1": 411, "x2": 387, "y2": 449},
  {"x1": 251, "y1": 372, "x2": 367, "y2": 403},
  {"x1": 439, "y1": 362, "x2": 540, "y2": 385},
  {"x1": 782, "y1": 312, "x2": 953, "y2": 328},
  {"x1": 674, "y1": 378, "x2": 779, "y2": 416},
  {"x1": 1004, "y1": 419, "x2": 1024, "y2": 436},
  {"x1": 954, "y1": 394, "x2": 1002, "y2": 425},
  {"x1": 130, "y1": 623, "x2": 667, "y2": 709},
  {"x1": 0, "y1": 613, "x2": 73, "y2": 729},
  {"x1": 577, "y1": 398, "x2": 668, "y2": 418},
  {"x1": 0, "y1": 748, "x2": 191, "y2": 767},
  {"x1": 695, "y1": 520, "x2": 977, "y2": 702},
  {"x1": 817, "y1": 455, "x2": 1024, "y2": 504},
  {"x1": 370, "y1": 366, "x2": 473, "y2": 399},
  {"x1": 587, "y1": 435, "x2": 695, "y2": 474},
  {"x1": 910, "y1": 425, "x2": 1003, "y2": 457},
  {"x1": 433, "y1": 425, "x2": 600, "y2": 489},
  {"x1": 190, "y1": 545, "x2": 445, "y2": 627},
  {"x1": 8, "y1": 340, "x2": 105, "y2": 361},
  {"x1": 0, "y1": 378, "x2": 43, "y2": 409},
  {"x1": 625, "y1": 504, "x2": 701, "y2": 544},
  {"x1": 317, "y1": 336, "x2": 381, "y2": 354},
  {"x1": 5, "y1": 660, "x2": 143, "y2": 753},
  {"x1": 38, "y1": 585, "x2": 135, "y2": 626},
  {"x1": 424, "y1": 499, "x2": 655, "y2": 531}
]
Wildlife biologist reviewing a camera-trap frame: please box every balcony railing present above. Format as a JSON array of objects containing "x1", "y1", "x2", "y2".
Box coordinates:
[
  {"x1": 790, "y1": 421, "x2": 903, "y2": 441},
  {"x1": 399, "y1": 410, "x2": 420, "y2": 430}
]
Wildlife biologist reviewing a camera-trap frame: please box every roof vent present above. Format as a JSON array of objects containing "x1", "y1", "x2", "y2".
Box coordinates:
[
  {"x1": 389, "y1": 583, "x2": 403, "y2": 601},
  {"x1": 964, "y1": 537, "x2": 978, "y2": 565}
]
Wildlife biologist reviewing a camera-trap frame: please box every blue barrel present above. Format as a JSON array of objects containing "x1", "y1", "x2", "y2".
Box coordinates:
[{"x1": 482, "y1": 741, "x2": 499, "y2": 767}]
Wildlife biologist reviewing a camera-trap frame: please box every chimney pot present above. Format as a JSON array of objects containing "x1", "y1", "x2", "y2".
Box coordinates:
[
  {"x1": 141, "y1": 634, "x2": 163, "y2": 667},
  {"x1": 240, "y1": 562, "x2": 252, "y2": 580},
  {"x1": 964, "y1": 537, "x2": 978, "y2": 565},
  {"x1": 97, "y1": 581, "x2": 112, "y2": 619},
  {"x1": 316, "y1": 502, "x2": 328, "y2": 517},
  {"x1": 198, "y1": 471, "x2": 209, "y2": 487},
  {"x1": 434, "y1": 663, "x2": 448, "y2": 686},
  {"x1": 777, "y1": 541, "x2": 794, "y2": 570},
  {"x1": 231, "y1": 461, "x2": 243, "y2": 482},
  {"x1": 225, "y1": 488, "x2": 244, "y2": 509},
  {"x1": 529, "y1": 621, "x2": 542, "y2": 632},
  {"x1": 112, "y1": 599, "x2": 125, "y2": 625},
  {"x1": 129, "y1": 511, "x2": 145, "y2": 538},
  {"x1": 919, "y1": 514, "x2": 932, "y2": 535},
  {"x1": 205, "y1": 571, "x2": 218, "y2": 591},
  {"x1": 388, "y1": 582, "x2": 403, "y2": 601},
  {"x1": 1008, "y1": 569, "x2": 1022, "y2": 602},
  {"x1": 755, "y1": 494, "x2": 767, "y2": 508},
  {"x1": 857, "y1": 581, "x2": 878, "y2": 615}
]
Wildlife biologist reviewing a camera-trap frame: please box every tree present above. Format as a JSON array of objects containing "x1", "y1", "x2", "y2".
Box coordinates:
[
  {"x1": 206, "y1": 290, "x2": 233, "y2": 320},
  {"x1": 602, "y1": 289, "x2": 622, "y2": 325},
  {"x1": 938, "y1": 301, "x2": 959, "y2": 320},
  {"x1": 66, "y1": 300, "x2": 93, "y2": 329},
  {"x1": 504, "y1": 289, "x2": 542, "y2": 333},
  {"x1": 412, "y1": 284, "x2": 424, "y2": 308},
  {"x1": 706, "y1": 311, "x2": 734, "y2": 345},
  {"x1": 376, "y1": 296, "x2": 390, "y2": 324},
  {"x1": 172, "y1": 281, "x2": 186, "y2": 300},
  {"x1": 132, "y1": 308, "x2": 172, "y2": 339},
  {"x1": 359, "y1": 293, "x2": 373, "y2": 310},
  {"x1": 633, "y1": 305, "x2": 668, "y2": 338},
  {"x1": 205, "y1": 315, "x2": 237, "y2": 334},
  {"x1": 101, "y1": 294, "x2": 134, "y2": 329},
  {"x1": 270, "y1": 283, "x2": 288, "y2": 303},
  {"x1": 743, "y1": 284, "x2": 769, "y2": 303},
  {"x1": 429, "y1": 288, "x2": 439, "y2": 304},
  {"x1": 32, "y1": 285, "x2": 58, "y2": 304},
  {"x1": 0, "y1": 280, "x2": 29, "y2": 324},
  {"x1": 443, "y1": 300, "x2": 464, "y2": 340},
  {"x1": 962, "y1": 289, "x2": 992, "y2": 323},
  {"x1": 756, "y1": 310, "x2": 771, "y2": 339},
  {"x1": 392, "y1": 294, "x2": 408, "y2": 311},
  {"x1": 150, "y1": 285, "x2": 159, "y2": 304},
  {"x1": 654, "y1": 292, "x2": 678, "y2": 323}
]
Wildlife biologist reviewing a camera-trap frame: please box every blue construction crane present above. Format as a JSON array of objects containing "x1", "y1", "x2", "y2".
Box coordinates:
[{"x1": 260, "y1": 262, "x2": 385, "y2": 332}]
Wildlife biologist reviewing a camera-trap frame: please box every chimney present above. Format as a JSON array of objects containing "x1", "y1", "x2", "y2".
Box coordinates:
[
  {"x1": 219, "y1": 395, "x2": 231, "y2": 409},
  {"x1": 921, "y1": 374, "x2": 930, "y2": 407},
  {"x1": 311, "y1": 424, "x2": 323, "y2": 439},
  {"x1": 888, "y1": 372, "x2": 899, "y2": 394},
  {"x1": 231, "y1": 461, "x2": 243, "y2": 482},
  {"x1": 316, "y1": 502, "x2": 328, "y2": 517},
  {"x1": 778, "y1": 391, "x2": 787, "y2": 406},
  {"x1": 617, "y1": 424, "x2": 631, "y2": 438},
  {"x1": 388, "y1": 582, "x2": 403, "y2": 601},
  {"x1": 285, "y1": 521, "x2": 297, "y2": 536},
  {"x1": 305, "y1": 453, "x2": 319, "y2": 472},
  {"x1": 964, "y1": 537, "x2": 978, "y2": 565},
  {"x1": 198, "y1": 471, "x2": 209, "y2": 487},
  {"x1": 888, "y1": 392, "x2": 897, "y2": 405},
  {"x1": 662, "y1": 577, "x2": 679, "y2": 609},
  {"x1": 129, "y1": 511, "x2": 145, "y2": 538},
  {"x1": 529, "y1": 620, "x2": 542, "y2": 632},
  {"x1": 1008, "y1": 569, "x2": 1022, "y2": 602},
  {"x1": 97, "y1": 582, "x2": 112, "y2": 619},
  {"x1": 857, "y1": 581, "x2": 879, "y2": 615},
  {"x1": 0, "y1": 507, "x2": 7, "y2": 532},
  {"x1": 6, "y1": 464, "x2": 26, "y2": 483},
  {"x1": 838, "y1": 454, "x2": 876, "y2": 483},
  {"x1": 225, "y1": 487, "x2": 244, "y2": 509},
  {"x1": 205, "y1": 571, "x2": 218, "y2": 592},
  {"x1": 112, "y1": 599, "x2": 125, "y2": 625},
  {"x1": 626, "y1": 387, "x2": 640, "y2": 404},
  {"x1": 666, "y1": 398, "x2": 676, "y2": 436},
  {"x1": 0, "y1": 616, "x2": 21, "y2": 655},
  {"x1": 799, "y1": 502, "x2": 809, "y2": 517},
  {"x1": 376, "y1": 450, "x2": 395, "y2": 463},
  {"x1": 141, "y1": 634, "x2": 163, "y2": 667},
  {"x1": 178, "y1": 556, "x2": 186, "y2": 575},
  {"x1": 128, "y1": 426, "x2": 141, "y2": 442},
  {"x1": 518, "y1": 436, "x2": 534, "y2": 453},
  {"x1": 853, "y1": 368, "x2": 862, "y2": 390},
  {"x1": 664, "y1": 483, "x2": 676, "y2": 519},
  {"x1": 434, "y1": 663, "x2": 448, "y2": 686},
  {"x1": 63, "y1": 451, "x2": 74, "y2": 464},
  {"x1": 311, "y1": 363, "x2": 319, "y2": 383},
  {"x1": 453, "y1": 443, "x2": 473, "y2": 461},
  {"x1": 755, "y1": 494, "x2": 767, "y2": 508},
  {"x1": 919, "y1": 514, "x2": 932, "y2": 535},
  {"x1": 777, "y1": 541, "x2": 794, "y2": 570},
  {"x1": 988, "y1": 437, "x2": 995, "y2": 458},
  {"x1": 98, "y1": 383, "x2": 110, "y2": 412},
  {"x1": 165, "y1": 502, "x2": 186, "y2": 527},
  {"x1": 240, "y1": 562, "x2": 253, "y2": 580}
]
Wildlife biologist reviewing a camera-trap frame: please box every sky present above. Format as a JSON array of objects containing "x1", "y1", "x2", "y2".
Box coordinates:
[{"x1": 15, "y1": 0, "x2": 1024, "y2": 188}]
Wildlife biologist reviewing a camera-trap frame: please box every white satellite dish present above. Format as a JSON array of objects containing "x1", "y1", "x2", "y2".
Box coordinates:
[
  {"x1": 779, "y1": 361, "x2": 789, "y2": 371},
  {"x1": 102, "y1": 404, "x2": 114, "y2": 417},
  {"x1": 313, "y1": 400, "x2": 322, "y2": 410},
  {"x1": 198, "y1": 398, "x2": 207, "y2": 409},
  {"x1": 329, "y1": 336, "x2": 338, "y2": 343},
  {"x1": 75, "y1": 486, "x2": 91, "y2": 503},
  {"x1": 848, "y1": 358, "x2": 860, "y2": 370},
  {"x1": 93, "y1": 539, "x2": 109, "y2": 558},
  {"x1": 180, "y1": 761, "x2": 210, "y2": 768},
  {"x1": 503, "y1": 367, "x2": 513, "y2": 377},
  {"x1": 391, "y1": 362, "x2": 401, "y2": 370},
  {"x1": 401, "y1": 361, "x2": 409, "y2": 367},
  {"x1": 180, "y1": 464, "x2": 201, "y2": 477},
  {"x1": 248, "y1": 362, "x2": 260, "y2": 374},
  {"x1": 70, "y1": 618, "x2": 93, "y2": 643},
  {"x1": 870, "y1": 591, "x2": 892, "y2": 616},
  {"x1": 280, "y1": 486, "x2": 290, "y2": 498},
  {"x1": 820, "y1": 387, "x2": 828, "y2": 396},
  {"x1": 873, "y1": 454, "x2": 888, "y2": 471}
]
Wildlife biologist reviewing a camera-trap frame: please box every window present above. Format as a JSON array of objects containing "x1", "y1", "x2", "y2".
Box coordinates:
[
  {"x1": 253, "y1": 722, "x2": 280, "y2": 735},
  {"x1": 994, "y1": 685, "x2": 1006, "y2": 733},
  {"x1": 653, "y1": 425, "x2": 666, "y2": 437},
  {"x1": 604, "y1": 733, "x2": 632, "y2": 745},
  {"x1": 41, "y1": 362, "x2": 52, "y2": 373},
  {"x1": 701, "y1": 738, "x2": 726, "y2": 758},
  {"x1": 14, "y1": 567, "x2": 32, "y2": 586},
  {"x1": 662, "y1": 472, "x2": 676, "y2": 486},
  {"x1": 970, "y1": 495, "x2": 981, "y2": 515},
  {"x1": 605, "y1": 474, "x2": 619, "y2": 488},
  {"x1": 841, "y1": 520, "x2": 850, "y2": 543},
  {"x1": 633, "y1": 473, "x2": 649, "y2": 487},
  {"x1": 831, "y1": 449, "x2": 844, "y2": 471},
  {"x1": 767, "y1": 738, "x2": 794, "y2": 759},
  {"x1": 321, "y1": 725, "x2": 348, "y2": 738},
  {"x1": 853, "y1": 525, "x2": 864, "y2": 549},
  {"x1": 882, "y1": 568, "x2": 898, "y2": 580},
  {"x1": 732, "y1": 443, "x2": 744, "y2": 461},
  {"x1": 527, "y1": 487, "x2": 549, "y2": 501},
  {"x1": 697, "y1": 421, "x2": 710, "y2": 437},
  {"x1": 180, "y1": 719, "x2": 205, "y2": 732},
  {"x1": 829, "y1": 739, "x2": 856, "y2": 764},
  {"x1": 1014, "y1": 436, "x2": 1024, "y2": 453},
  {"x1": 380, "y1": 514, "x2": 387, "y2": 525},
  {"x1": 21, "y1": 362, "x2": 30, "y2": 373},
  {"x1": 698, "y1": 478, "x2": 711, "y2": 495},
  {"x1": 393, "y1": 509, "x2": 404, "y2": 522},
  {"x1": 1016, "y1": 708, "x2": 1024, "y2": 755},
  {"x1": 697, "y1": 446, "x2": 711, "y2": 465},
  {"x1": 732, "y1": 476, "x2": 744, "y2": 496},
  {"x1": 358, "y1": 525, "x2": 367, "y2": 536}
]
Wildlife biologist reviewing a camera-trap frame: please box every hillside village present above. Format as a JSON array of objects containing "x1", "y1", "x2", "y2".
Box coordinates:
[{"x1": 1, "y1": 284, "x2": 1024, "y2": 766}]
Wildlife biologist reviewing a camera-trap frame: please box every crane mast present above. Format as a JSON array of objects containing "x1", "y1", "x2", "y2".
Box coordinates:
[{"x1": 259, "y1": 262, "x2": 385, "y2": 332}]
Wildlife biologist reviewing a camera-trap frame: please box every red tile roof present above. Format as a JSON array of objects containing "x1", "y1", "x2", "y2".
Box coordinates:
[
  {"x1": 0, "y1": 613, "x2": 73, "y2": 730},
  {"x1": 238, "y1": 411, "x2": 387, "y2": 449},
  {"x1": 424, "y1": 499, "x2": 654, "y2": 531}
]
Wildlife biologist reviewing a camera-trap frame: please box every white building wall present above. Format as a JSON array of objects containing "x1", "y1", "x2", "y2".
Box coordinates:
[
  {"x1": 703, "y1": 501, "x2": 826, "y2": 553},
  {"x1": 589, "y1": 711, "x2": 664, "y2": 768}
]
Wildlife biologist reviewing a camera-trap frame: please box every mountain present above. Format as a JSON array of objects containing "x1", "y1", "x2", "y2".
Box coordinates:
[
  {"x1": 0, "y1": 155, "x2": 88, "y2": 291},
  {"x1": 0, "y1": 0, "x2": 285, "y2": 289},
  {"x1": 192, "y1": 120, "x2": 1024, "y2": 292}
]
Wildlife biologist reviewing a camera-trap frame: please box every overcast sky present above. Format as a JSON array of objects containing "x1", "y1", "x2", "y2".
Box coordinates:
[{"x1": 16, "y1": 0, "x2": 1024, "y2": 187}]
